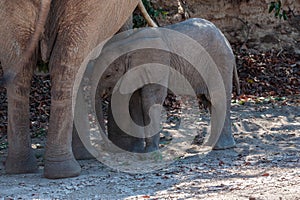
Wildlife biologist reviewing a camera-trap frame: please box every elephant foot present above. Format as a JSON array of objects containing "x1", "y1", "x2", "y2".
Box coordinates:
[
  {"x1": 118, "y1": 140, "x2": 145, "y2": 153},
  {"x1": 72, "y1": 127, "x2": 94, "y2": 160},
  {"x1": 145, "y1": 141, "x2": 160, "y2": 153},
  {"x1": 44, "y1": 158, "x2": 81, "y2": 179},
  {"x1": 130, "y1": 145, "x2": 145, "y2": 153},
  {"x1": 5, "y1": 151, "x2": 38, "y2": 174},
  {"x1": 73, "y1": 146, "x2": 94, "y2": 160},
  {"x1": 145, "y1": 146, "x2": 159, "y2": 153},
  {"x1": 213, "y1": 133, "x2": 236, "y2": 150},
  {"x1": 145, "y1": 135, "x2": 160, "y2": 153},
  {"x1": 109, "y1": 135, "x2": 145, "y2": 153}
]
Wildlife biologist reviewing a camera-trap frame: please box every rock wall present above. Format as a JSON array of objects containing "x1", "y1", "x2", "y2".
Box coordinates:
[{"x1": 152, "y1": 0, "x2": 300, "y2": 53}]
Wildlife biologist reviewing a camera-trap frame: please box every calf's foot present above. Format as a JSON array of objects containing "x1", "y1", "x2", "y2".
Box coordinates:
[
  {"x1": 108, "y1": 135, "x2": 145, "y2": 153},
  {"x1": 73, "y1": 147, "x2": 94, "y2": 160},
  {"x1": 145, "y1": 134, "x2": 160, "y2": 153},
  {"x1": 213, "y1": 132, "x2": 236, "y2": 150},
  {"x1": 72, "y1": 128, "x2": 94, "y2": 160}
]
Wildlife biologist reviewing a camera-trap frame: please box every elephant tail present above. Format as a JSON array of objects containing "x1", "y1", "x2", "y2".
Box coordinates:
[
  {"x1": 21, "y1": 0, "x2": 51, "y2": 70},
  {"x1": 233, "y1": 62, "x2": 241, "y2": 95},
  {"x1": 138, "y1": 0, "x2": 158, "y2": 27},
  {"x1": 0, "y1": 0, "x2": 51, "y2": 87}
]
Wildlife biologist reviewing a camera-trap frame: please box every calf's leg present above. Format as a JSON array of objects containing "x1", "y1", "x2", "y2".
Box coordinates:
[
  {"x1": 142, "y1": 84, "x2": 167, "y2": 152},
  {"x1": 108, "y1": 90, "x2": 145, "y2": 153}
]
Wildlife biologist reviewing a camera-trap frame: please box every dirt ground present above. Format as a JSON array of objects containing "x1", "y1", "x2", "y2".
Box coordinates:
[{"x1": 0, "y1": 100, "x2": 299, "y2": 200}]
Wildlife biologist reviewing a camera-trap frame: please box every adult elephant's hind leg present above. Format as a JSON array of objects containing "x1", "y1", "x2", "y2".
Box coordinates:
[
  {"x1": 44, "y1": 63, "x2": 81, "y2": 179},
  {"x1": 5, "y1": 61, "x2": 38, "y2": 174}
]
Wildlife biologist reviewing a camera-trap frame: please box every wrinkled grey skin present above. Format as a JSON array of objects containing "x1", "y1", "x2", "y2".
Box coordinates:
[
  {"x1": 0, "y1": 0, "x2": 139, "y2": 179},
  {"x1": 100, "y1": 50, "x2": 169, "y2": 153},
  {"x1": 96, "y1": 18, "x2": 238, "y2": 152},
  {"x1": 72, "y1": 16, "x2": 136, "y2": 159}
]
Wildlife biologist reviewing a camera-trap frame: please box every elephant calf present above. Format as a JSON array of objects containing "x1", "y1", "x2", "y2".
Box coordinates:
[{"x1": 93, "y1": 18, "x2": 239, "y2": 153}]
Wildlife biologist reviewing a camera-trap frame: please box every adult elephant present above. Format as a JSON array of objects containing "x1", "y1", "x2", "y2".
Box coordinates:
[{"x1": 0, "y1": 0, "x2": 140, "y2": 179}]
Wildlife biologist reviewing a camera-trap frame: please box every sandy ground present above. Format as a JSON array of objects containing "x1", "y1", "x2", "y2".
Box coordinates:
[{"x1": 0, "y1": 101, "x2": 299, "y2": 200}]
